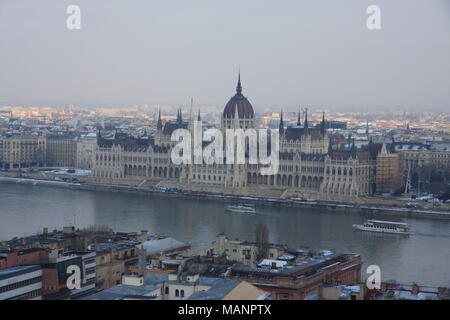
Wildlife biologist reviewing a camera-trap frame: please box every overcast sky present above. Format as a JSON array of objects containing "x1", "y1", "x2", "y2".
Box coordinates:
[{"x1": 0, "y1": 0, "x2": 449, "y2": 112}]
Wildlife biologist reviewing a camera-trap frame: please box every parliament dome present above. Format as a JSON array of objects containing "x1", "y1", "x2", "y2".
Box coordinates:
[{"x1": 223, "y1": 74, "x2": 254, "y2": 119}]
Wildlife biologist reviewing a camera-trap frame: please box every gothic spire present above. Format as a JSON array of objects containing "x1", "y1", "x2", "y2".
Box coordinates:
[
  {"x1": 321, "y1": 111, "x2": 327, "y2": 134},
  {"x1": 236, "y1": 70, "x2": 242, "y2": 95},
  {"x1": 405, "y1": 122, "x2": 411, "y2": 134},
  {"x1": 97, "y1": 129, "x2": 102, "y2": 144},
  {"x1": 157, "y1": 109, "x2": 162, "y2": 130},
  {"x1": 279, "y1": 110, "x2": 285, "y2": 135},
  {"x1": 189, "y1": 97, "x2": 194, "y2": 121},
  {"x1": 297, "y1": 109, "x2": 301, "y2": 126},
  {"x1": 351, "y1": 139, "x2": 357, "y2": 158},
  {"x1": 304, "y1": 108, "x2": 309, "y2": 133},
  {"x1": 177, "y1": 108, "x2": 183, "y2": 124}
]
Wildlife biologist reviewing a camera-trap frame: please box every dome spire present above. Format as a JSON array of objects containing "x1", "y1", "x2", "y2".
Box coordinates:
[
  {"x1": 236, "y1": 68, "x2": 242, "y2": 95},
  {"x1": 223, "y1": 71, "x2": 254, "y2": 120}
]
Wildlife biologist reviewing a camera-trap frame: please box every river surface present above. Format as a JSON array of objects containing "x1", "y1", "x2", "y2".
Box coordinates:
[{"x1": 1, "y1": 182, "x2": 449, "y2": 287}]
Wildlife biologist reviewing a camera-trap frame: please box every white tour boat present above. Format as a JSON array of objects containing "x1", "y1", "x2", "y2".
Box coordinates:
[
  {"x1": 225, "y1": 203, "x2": 256, "y2": 214},
  {"x1": 353, "y1": 220, "x2": 410, "y2": 235}
]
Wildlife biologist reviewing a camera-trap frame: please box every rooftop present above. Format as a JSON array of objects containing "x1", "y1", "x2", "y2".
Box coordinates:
[{"x1": 0, "y1": 265, "x2": 41, "y2": 280}]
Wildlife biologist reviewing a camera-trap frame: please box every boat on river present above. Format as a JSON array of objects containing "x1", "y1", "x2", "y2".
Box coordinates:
[
  {"x1": 225, "y1": 203, "x2": 256, "y2": 214},
  {"x1": 353, "y1": 220, "x2": 410, "y2": 235}
]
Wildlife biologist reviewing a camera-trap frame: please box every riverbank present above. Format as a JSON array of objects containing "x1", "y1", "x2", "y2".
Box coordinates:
[{"x1": 1, "y1": 175, "x2": 449, "y2": 220}]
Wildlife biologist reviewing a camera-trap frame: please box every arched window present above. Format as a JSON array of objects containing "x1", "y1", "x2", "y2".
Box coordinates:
[
  {"x1": 175, "y1": 289, "x2": 179, "y2": 297},
  {"x1": 180, "y1": 290, "x2": 185, "y2": 297},
  {"x1": 165, "y1": 287, "x2": 169, "y2": 295}
]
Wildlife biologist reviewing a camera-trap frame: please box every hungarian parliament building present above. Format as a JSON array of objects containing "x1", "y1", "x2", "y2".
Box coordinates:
[{"x1": 93, "y1": 77, "x2": 378, "y2": 201}]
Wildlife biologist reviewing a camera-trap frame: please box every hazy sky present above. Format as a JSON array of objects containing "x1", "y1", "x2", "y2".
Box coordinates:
[{"x1": 0, "y1": 0, "x2": 449, "y2": 112}]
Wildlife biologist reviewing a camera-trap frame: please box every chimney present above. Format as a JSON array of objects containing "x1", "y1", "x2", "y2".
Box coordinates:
[
  {"x1": 138, "y1": 245, "x2": 147, "y2": 276},
  {"x1": 63, "y1": 226, "x2": 75, "y2": 234}
]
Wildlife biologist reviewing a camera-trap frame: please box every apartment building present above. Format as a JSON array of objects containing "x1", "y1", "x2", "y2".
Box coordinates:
[
  {"x1": 0, "y1": 135, "x2": 46, "y2": 169},
  {"x1": 0, "y1": 265, "x2": 43, "y2": 300}
]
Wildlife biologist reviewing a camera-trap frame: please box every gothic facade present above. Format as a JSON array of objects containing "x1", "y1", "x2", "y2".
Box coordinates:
[{"x1": 92, "y1": 76, "x2": 376, "y2": 201}]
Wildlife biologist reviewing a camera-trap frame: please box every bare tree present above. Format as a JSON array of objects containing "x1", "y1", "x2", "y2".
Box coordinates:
[
  {"x1": 255, "y1": 223, "x2": 269, "y2": 262},
  {"x1": 73, "y1": 224, "x2": 113, "y2": 251},
  {"x1": 81, "y1": 224, "x2": 112, "y2": 235}
]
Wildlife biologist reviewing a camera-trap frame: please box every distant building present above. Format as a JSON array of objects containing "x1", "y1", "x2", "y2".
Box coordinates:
[
  {"x1": 375, "y1": 144, "x2": 404, "y2": 194},
  {"x1": 392, "y1": 142, "x2": 450, "y2": 179},
  {"x1": 366, "y1": 282, "x2": 450, "y2": 300},
  {"x1": 207, "y1": 233, "x2": 288, "y2": 268},
  {"x1": 0, "y1": 135, "x2": 46, "y2": 169},
  {"x1": 46, "y1": 135, "x2": 78, "y2": 167},
  {"x1": 76, "y1": 133, "x2": 97, "y2": 169},
  {"x1": 84, "y1": 272, "x2": 269, "y2": 300},
  {"x1": 0, "y1": 247, "x2": 49, "y2": 270},
  {"x1": 41, "y1": 249, "x2": 96, "y2": 299},
  {"x1": 229, "y1": 252, "x2": 362, "y2": 300},
  {"x1": 0, "y1": 265, "x2": 43, "y2": 300},
  {"x1": 319, "y1": 284, "x2": 363, "y2": 300},
  {"x1": 94, "y1": 251, "x2": 125, "y2": 291},
  {"x1": 1, "y1": 227, "x2": 154, "y2": 300},
  {"x1": 314, "y1": 120, "x2": 347, "y2": 130},
  {"x1": 140, "y1": 237, "x2": 190, "y2": 257},
  {"x1": 91, "y1": 75, "x2": 377, "y2": 201},
  {"x1": 92, "y1": 242, "x2": 139, "y2": 290}
]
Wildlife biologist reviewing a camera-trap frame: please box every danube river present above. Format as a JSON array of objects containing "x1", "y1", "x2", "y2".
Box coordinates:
[{"x1": 1, "y1": 182, "x2": 449, "y2": 287}]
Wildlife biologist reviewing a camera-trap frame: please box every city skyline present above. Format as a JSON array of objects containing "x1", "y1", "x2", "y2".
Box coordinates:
[
  {"x1": 1, "y1": 1, "x2": 450, "y2": 303},
  {"x1": 0, "y1": 0, "x2": 449, "y2": 111}
]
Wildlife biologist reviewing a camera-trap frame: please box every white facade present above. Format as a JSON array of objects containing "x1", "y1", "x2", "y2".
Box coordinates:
[{"x1": 0, "y1": 266, "x2": 42, "y2": 300}]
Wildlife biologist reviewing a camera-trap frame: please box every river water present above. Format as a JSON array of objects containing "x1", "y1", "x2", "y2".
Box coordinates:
[{"x1": 0, "y1": 182, "x2": 449, "y2": 287}]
